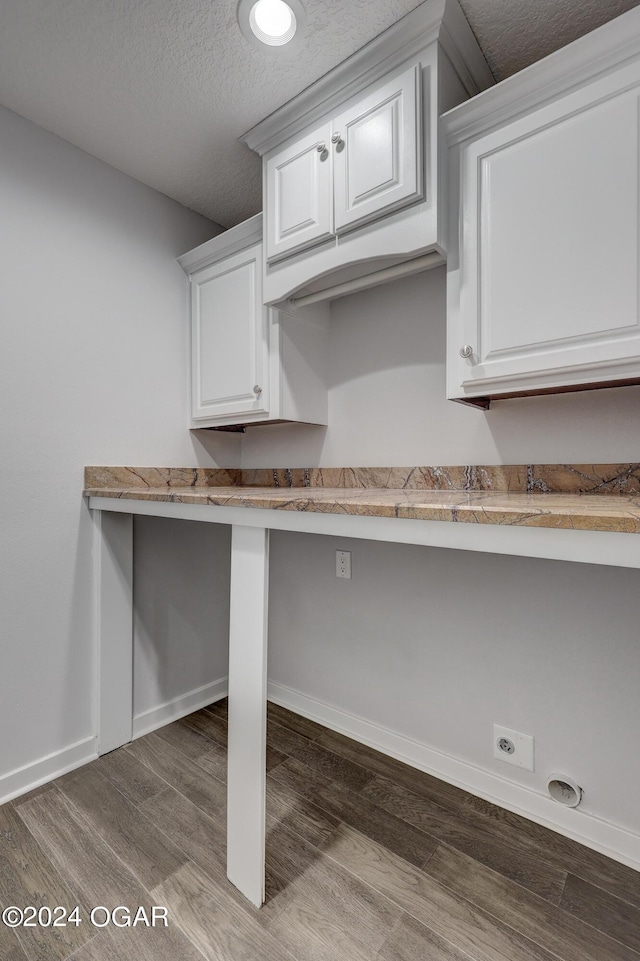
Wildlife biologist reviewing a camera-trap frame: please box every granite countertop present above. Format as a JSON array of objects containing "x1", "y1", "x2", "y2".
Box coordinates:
[{"x1": 84, "y1": 464, "x2": 640, "y2": 535}]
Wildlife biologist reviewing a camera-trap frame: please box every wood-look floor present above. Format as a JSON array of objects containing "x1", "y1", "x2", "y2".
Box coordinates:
[{"x1": 1, "y1": 700, "x2": 639, "y2": 961}]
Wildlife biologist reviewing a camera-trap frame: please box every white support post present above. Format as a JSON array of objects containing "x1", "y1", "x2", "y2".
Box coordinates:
[
  {"x1": 227, "y1": 524, "x2": 270, "y2": 907},
  {"x1": 94, "y1": 510, "x2": 134, "y2": 756}
]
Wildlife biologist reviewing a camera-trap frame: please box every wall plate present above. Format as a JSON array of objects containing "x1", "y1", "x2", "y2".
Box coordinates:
[{"x1": 493, "y1": 723, "x2": 534, "y2": 771}]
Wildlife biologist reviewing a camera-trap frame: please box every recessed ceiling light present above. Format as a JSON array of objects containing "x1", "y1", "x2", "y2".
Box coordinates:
[
  {"x1": 252, "y1": 0, "x2": 295, "y2": 44},
  {"x1": 238, "y1": 0, "x2": 307, "y2": 49}
]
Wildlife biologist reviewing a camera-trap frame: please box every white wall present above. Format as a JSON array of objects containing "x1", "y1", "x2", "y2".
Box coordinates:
[
  {"x1": 239, "y1": 270, "x2": 640, "y2": 854},
  {"x1": 3, "y1": 102, "x2": 638, "y2": 861},
  {"x1": 268, "y1": 532, "x2": 640, "y2": 841},
  {"x1": 242, "y1": 267, "x2": 640, "y2": 465},
  {"x1": 133, "y1": 516, "x2": 230, "y2": 719},
  {"x1": 0, "y1": 106, "x2": 236, "y2": 794}
]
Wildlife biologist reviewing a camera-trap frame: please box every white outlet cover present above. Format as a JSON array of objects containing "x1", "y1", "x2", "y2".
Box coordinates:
[
  {"x1": 335, "y1": 550, "x2": 352, "y2": 579},
  {"x1": 493, "y1": 724, "x2": 534, "y2": 771}
]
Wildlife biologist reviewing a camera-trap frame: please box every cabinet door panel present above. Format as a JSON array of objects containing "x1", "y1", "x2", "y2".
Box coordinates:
[
  {"x1": 191, "y1": 246, "x2": 269, "y2": 421},
  {"x1": 454, "y1": 79, "x2": 640, "y2": 393},
  {"x1": 266, "y1": 124, "x2": 333, "y2": 262},
  {"x1": 333, "y1": 64, "x2": 422, "y2": 234}
]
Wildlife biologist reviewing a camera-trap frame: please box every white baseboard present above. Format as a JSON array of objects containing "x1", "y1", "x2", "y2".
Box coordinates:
[
  {"x1": 267, "y1": 680, "x2": 640, "y2": 874},
  {"x1": 132, "y1": 677, "x2": 228, "y2": 739},
  {"x1": 0, "y1": 737, "x2": 97, "y2": 806},
  {"x1": 7, "y1": 680, "x2": 636, "y2": 874},
  {"x1": 0, "y1": 679, "x2": 228, "y2": 806}
]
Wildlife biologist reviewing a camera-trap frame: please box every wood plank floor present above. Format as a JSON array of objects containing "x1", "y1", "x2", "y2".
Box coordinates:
[{"x1": 1, "y1": 699, "x2": 639, "y2": 961}]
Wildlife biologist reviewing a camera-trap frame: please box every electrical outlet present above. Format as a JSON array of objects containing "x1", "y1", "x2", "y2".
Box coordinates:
[
  {"x1": 336, "y1": 550, "x2": 352, "y2": 579},
  {"x1": 493, "y1": 724, "x2": 534, "y2": 771}
]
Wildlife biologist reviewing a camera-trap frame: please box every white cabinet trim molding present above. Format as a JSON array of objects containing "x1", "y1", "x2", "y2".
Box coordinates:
[
  {"x1": 178, "y1": 215, "x2": 261, "y2": 274},
  {"x1": 443, "y1": 4, "x2": 640, "y2": 143},
  {"x1": 240, "y1": 0, "x2": 492, "y2": 156}
]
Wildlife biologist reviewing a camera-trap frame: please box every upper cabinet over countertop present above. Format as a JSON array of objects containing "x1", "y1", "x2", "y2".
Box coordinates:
[
  {"x1": 264, "y1": 63, "x2": 422, "y2": 264},
  {"x1": 179, "y1": 216, "x2": 328, "y2": 430},
  {"x1": 444, "y1": 6, "x2": 640, "y2": 407},
  {"x1": 241, "y1": 0, "x2": 493, "y2": 309}
]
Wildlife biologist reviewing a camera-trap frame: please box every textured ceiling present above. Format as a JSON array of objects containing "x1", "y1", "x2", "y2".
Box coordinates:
[
  {"x1": 459, "y1": 0, "x2": 640, "y2": 81},
  {"x1": 0, "y1": 0, "x2": 638, "y2": 227}
]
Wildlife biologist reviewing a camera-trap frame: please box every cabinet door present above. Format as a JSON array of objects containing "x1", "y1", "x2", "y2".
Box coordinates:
[
  {"x1": 333, "y1": 64, "x2": 422, "y2": 235},
  {"x1": 265, "y1": 123, "x2": 333, "y2": 263},
  {"x1": 452, "y1": 71, "x2": 640, "y2": 396},
  {"x1": 191, "y1": 244, "x2": 270, "y2": 421}
]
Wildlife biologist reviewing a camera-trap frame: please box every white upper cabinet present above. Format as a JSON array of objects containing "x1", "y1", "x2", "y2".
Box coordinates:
[
  {"x1": 241, "y1": 0, "x2": 493, "y2": 308},
  {"x1": 265, "y1": 66, "x2": 421, "y2": 264},
  {"x1": 332, "y1": 65, "x2": 421, "y2": 235},
  {"x1": 266, "y1": 122, "x2": 333, "y2": 262},
  {"x1": 179, "y1": 216, "x2": 329, "y2": 429},
  {"x1": 191, "y1": 245, "x2": 269, "y2": 422},
  {"x1": 445, "y1": 7, "x2": 640, "y2": 406}
]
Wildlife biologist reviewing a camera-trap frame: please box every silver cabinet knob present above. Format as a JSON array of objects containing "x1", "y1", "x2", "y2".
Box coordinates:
[
  {"x1": 316, "y1": 142, "x2": 327, "y2": 153},
  {"x1": 331, "y1": 132, "x2": 343, "y2": 146},
  {"x1": 253, "y1": 385, "x2": 262, "y2": 395},
  {"x1": 460, "y1": 345, "x2": 473, "y2": 359}
]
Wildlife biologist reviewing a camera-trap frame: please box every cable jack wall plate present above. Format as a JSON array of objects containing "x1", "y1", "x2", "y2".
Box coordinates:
[{"x1": 493, "y1": 724, "x2": 534, "y2": 771}]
